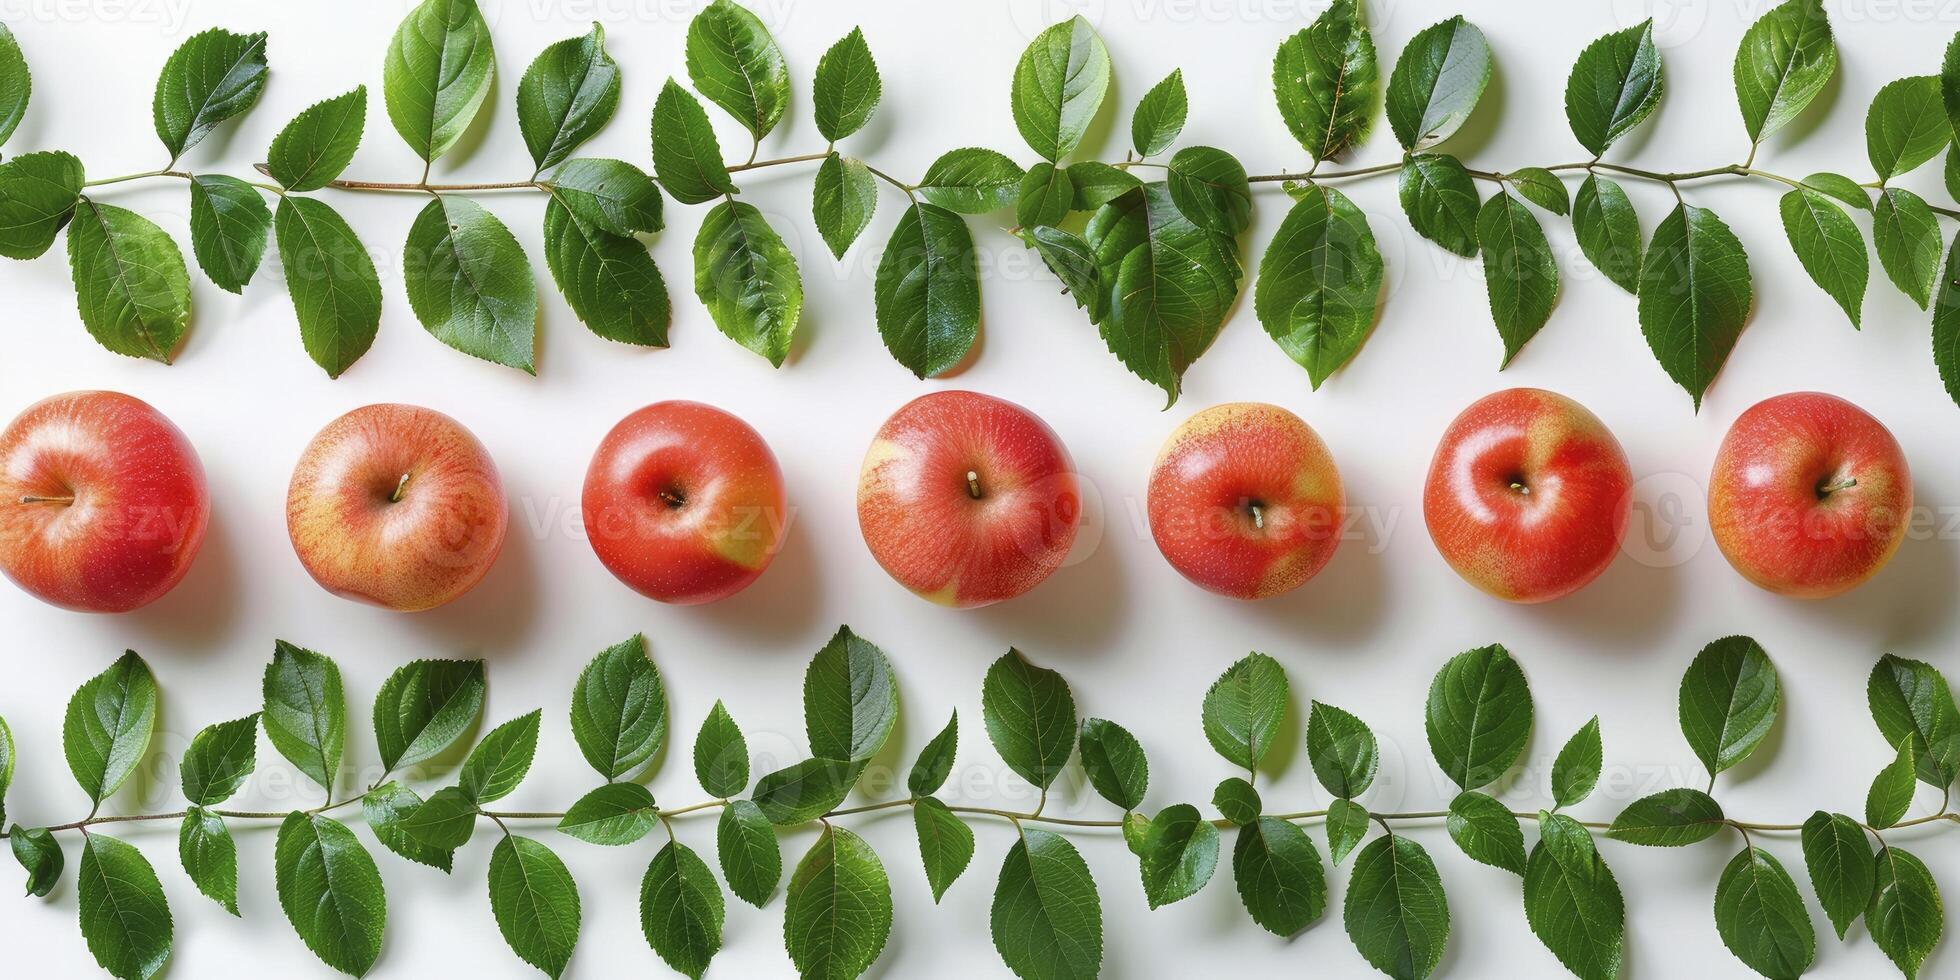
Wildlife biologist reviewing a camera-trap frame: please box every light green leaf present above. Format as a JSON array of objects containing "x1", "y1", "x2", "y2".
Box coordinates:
[
  {"x1": 1324, "y1": 799, "x2": 1368, "y2": 866},
  {"x1": 991, "y1": 827, "x2": 1101, "y2": 980},
  {"x1": 0, "y1": 714, "x2": 10, "y2": 826},
  {"x1": 1067, "y1": 161, "x2": 1141, "y2": 210},
  {"x1": 914, "y1": 795, "x2": 974, "y2": 903},
  {"x1": 693, "y1": 198, "x2": 802, "y2": 366},
  {"x1": 395, "y1": 785, "x2": 478, "y2": 852},
  {"x1": 372, "y1": 659, "x2": 484, "y2": 775},
  {"x1": 1869, "y1": 846, "x2": 1942, "y2": 979},
  {"x1": 1445, "y1": 790, "x2": 1526, "y2": 874},
  {"x1": 78, "y1": 834, "x2": 172, "y2": 980},
  {"x1": 983, "y1": 648, "x2": 1078, "y2": 791},
  {"x1": 180, "y1": 714, "x2": 260, "y2": 806},
  {"x1": 361, "y1": 782, "x2": 455, "y2": 872},
  {"x1": 12, "y1": 824, "x2": 62, "y2": 897},
  {"x1": 404, "y1": 195, "x2": 537, "y2": 372},
  {"x1": 1307, "y1": 701, "x2": 1379, "y2": 799},
  {"x1": 1011, "y1": 16, "x2": 1111, "y2": 161},
  {"x1": 1868, "y1": 76, "x2": 1948, "y2": 179},
  {"x1": 186, "y1": 174, "x2": 269, "y2": 293},
  {"x1": 813, "y1": 27, "x2": 880, "y2": 142},
  {"x1": 875, "y1": 201, "x2": 979, "y2": 378},
  {"x1": 557, "y1": 783, "x2": 658, "y2": 846},
  {"x1": 1637, "y1": 202, "x2": 1753, "y2": 409},
  {"x1": 751, "y1": 757, "x2": 860, "y2": 825},
  {"x1": 64, "y1": 651, "x2": 158, "y2": 804},
  {"x1": 1213, "y1": 777, "x2": 1261, "y2": 826},
  {"x1": 803, "y1": 625, "x2": 898, "y2": 763},
  {"x1": 1606, "y1": 788, "x2": 1726, "y2": 846},
  {"x1": 383, "y1": 0, "x2": 496, "y2": 162},
  {"x1": 0, "y1": 22, "x2": 27, "y2": 148},
  {"x1": 0, "y1": 150, "x2": 83, "y2": 259},
  {"x1": 786, "y1": 825, "x2": 892, "y2": 980},
  {"x1": 1140, "y1": 803, "x2": 1220, "y2": 908},
  {"x1": 66, "y1": 199, "x2": 191, "y2": 363},
  {"x1": 1800, "y1": 811, "x2": 1874, "y2": 940},
  {"x1": 1523, "y1": 815, "x2": 1623, "y2": 980},
  {"x1": 1509, "y1": 167, "x2": 1569, "y2": 215},
  {"x1": 459, "y1": 710, "x2": 542, "y2": 804},
  {"x1": 543, "y1": 157, "x2": 663, "y2": 236},
  {"x1": 1425, "y1": 644, "x2": 1532, "y2": 790},
  {"x1": 1803, "y1": 172, "x2": 1871, "y2": 212},
  {"x1": 1564, "y1": 20, "x2": 1663, "y2": 156},
  {"x1": 1233, "y1": 816, "x2": 1326, "y2": 936},
  {"x1": 1714, "y1": 847, "x2": 1816, "y2": 979},
  {"x1": 812, "y1": 152, "x2": 876, "y2": 258},
  {"x1": 1477, "y1": 190, "x2": 1560, "y2": 365},
  {"x1": 1255, "y1": 182, "x2": 1382, "y2": 389},
  {"x1": 1386, "y1": 16, "x2": 1492, "y2": 150},
  {"x1": 541, "y1": 193, "x2": 670, "y2": 347},
  {"x1": 1552, "y1": 717, "x2": 1603, "y2": 808},
  {"x1": 570, "y1": 635, "x2": 665, "y2": 780},
  {"x1": 685, "y1": 0, "x2": 789, "y2": 141},
  {"x1": 716, "y1": 799, "x2": 780, "y2": 907},
  {"x1": 490, "y1": 836, "x2": 581, "y2": 979},
  {"x1": 650, "y1": 80, "x2": 736, "y2": 205},
  {"x1": 1272, "y1": 0, "x2": 1378, "y2": 161},
  {"x1": 916, "y1": 147, "x2": 1024, "y2": 213},
  {"x1": 1077, "y1": 717, "x2": 1148, "y2": 811},
  {"x1": 274, "y1": 813, "x2": 385, "y2": 977},
  {"x1": 266, "y1": 88, "x2": 368, "y2": 192},
  {"x1": 907, "y1": 712, "x2": 959, "y2": 798},
  {"x1": 1202, "y1": 652, "x2": 1288, "y2": 772},
  {"x1": 517, "y1": 23, "x2": 620, "y2": 174},
  {"x1": 179, "y1": 807, "x2": 238, "y2": 915},
  {"x1": 274, "y1": 195, "x2": 382, "y2": 377},
  {"x1": 1867, "y1": 654, "x2": 1960, "y2": 788},
  {"x1": 1779, "y1": 187, "x2": 1866, "y2": 327},
  {"x1": 1868, "y1": 735, "x2": 1919, "y2": 829},
  {"x1": 1343, "y1": 834, "x2": 1450, "y2": 980},
  {"x1": 1166, "y1": 145, "x2": 1251, "y2": 234},
  {"x1": 262, "y1": 641, "x2": 344, "y2": 793},
  {"x1": 1017, "y1": 161, "x2": 1072, "y2": 228},
  {"x1": 1735, "y1": 0, "x2": 1836, "y2": 144},
  {"x1": 1679, "y1": 635, "x2": 1779, "y2": 779},
  {"x1": 694, "y1": 700, "x2": 749, "y2": 798},
  {"x1": 1131, "y1": 68, "x2": 1187, "y2": 157},
  {"x1": 641, "y1": 839, "x2": 722, "y2": 979},
  {"x1": 1123, "y1": 812, "x2": 1151, "y2": 856},
  {"x1": 1875, "y1": 187, "x2": 1942, "y2": 309},
  {"x1": 1572, "y1": 174, "x2": 1641, "y2": 293},
  {"x1": 1398, "y1": 153, "x2": 1480, "y2": 256},
  {"x1": 152, "y1": 28, "x2": 267, "y2": 161}
]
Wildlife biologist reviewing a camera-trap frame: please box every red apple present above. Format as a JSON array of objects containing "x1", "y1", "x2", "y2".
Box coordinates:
[
  {"x1": 286, "y1": 404, "x2": 506, "y2": 612},
  {"x1": 0, "y1": 391, "x2": 208, "y2": 612},
  {"x1": 1148, "y1": 402, "x2": 1343, "y2": 599},
  {"x1": 857, "y1": 390, "x2": 1079, "y2": 607},
  {"x1": 1709, "y1": 392, "x2": 1910, "y2": 598},
  {"x1": 582, "y1": 401, "x2": 787, "y2": 604},
  {"x1": 1424, "y1": 388, "x2": 1632, "y2": 603}
]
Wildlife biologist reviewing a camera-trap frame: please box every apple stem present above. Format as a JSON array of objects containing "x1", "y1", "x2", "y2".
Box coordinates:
[
  {"x1": 19, "y1": 495, "x2": 75, "y2": 505},
  {"x1": 966, "y1": 470, "x2": 983, "y2": 500},
  {"x1": 1249, "y1": 503, "x2": 1265, "y2": 530},
  {"x1": 1509, "y1": 481, "x2": 1530, "y2": 495},
  {"x1": 389, "y1": 473, "x2": 410, "y2": 503},
  {"x1": 1817, "y1": 476, "x2": 1858, "y2": 496}
]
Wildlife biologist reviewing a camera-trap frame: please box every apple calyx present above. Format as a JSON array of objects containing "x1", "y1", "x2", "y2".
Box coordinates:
[{"x1": 657, "y1": 488, "x2": 687, "y2": 509}]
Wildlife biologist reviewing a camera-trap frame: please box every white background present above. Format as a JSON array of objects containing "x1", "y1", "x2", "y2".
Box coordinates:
[{"x1": 2, "y1": 0, "x2": 1957, "y2": 976}]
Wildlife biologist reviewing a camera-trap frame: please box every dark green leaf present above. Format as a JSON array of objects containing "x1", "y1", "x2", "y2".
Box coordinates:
[
  {"x1": 1735, "y1": 0, "x2": 1837, "y2": 143},
  {"x1": 544, "y1": 157, "x2": 663, "y2": 236},
  {"x1": 262, "y1": 641, "x2": 343, "y2": 793},
  {"x1": 1779, "y1": 188, "x2": 1866, "y2": 327},
  {"x1": 650, "y1": 80, "x2": 736, "y2": 205},
  {"x1": 641, "y1": 840, "x2": 722, "y2": 979},
  {"x1": 1477, "y1": 190, "x2": 1560, "y2": 365},
  {"x1": 0, "y1": 22, "x2": 27, "y2": 148},
  {"x1": 1933, "y1": 229, "x2": 1960, "y2": 410},
  {"x1": 875, "y1": 201, "x2": 979, "y2": 378},
  {"x1": 1166, "y1": 145, "x2": 1251, "y2": 234},
  {"x1": 1017, "y1": 161, "x2": 1072, "y2": 228},
  {"x1": 1868, "y1": 75, "x2": 1948, "y2": 179},
  {"x1": 694, "y1": 700, "x2": 749, "y2": 798},
  {"x1": 266, "y1": 88, "x2": 368, "y2": 192},
  {"x1": 1398, "y1": 153, "x2": 1480, "y2": 256},
  {"x1": 1067, "y1": 161, "x2": 1141, "y2": 210},
  {"x1": 1077, "y1": 718, "x2": 1148, "y2": 810},
  {"x1": 693, "y1": 198, "x2": 802, "y2": 366},
  {"x1": 1446, "y1": 790, "x2": 1526, "y2": 874},
  {"x1": 541, "y1": 193, "x2": 670, "y2": 346},
  {"x1": 1131, "y1": 69, "x2": 1187, "y2": 157},
  {"x1": 1272, "y1": 0, "x2": 1378, "y2": 161},
  {"x1": 403, "y1": 195, "x2": 537, "y2": 372},
  {"x1": 1552, "y1": 717, "x2": 1603, "y2": 808},
  {"x1": 187, "y1": 174, "x2": 270, "y2": 292},
  {"x1": 1026, "y1": 224, "x2": 1105, "y2": 320},
  {"x1": 1509, "y1": 168, "x2": 1569, "y2": 215},
  {"x1": 0, "y1": 150, "x2": 83, "y2": 259},
  {"x1": 64, "y1": 651, "x2": 158, "y2": 804},
  {"x1": 179, "y1": 807, "x2": 238, "y2": 915},
  {"x1": 490, "y1": 835, "x2": 581, "y2": 979},
  {"x1": 180, "y1": 713, "x2": 259, "y2": 806},
  {"x1": 1869, "y1": 846, "x2": 1942, "y2": 979},
  {"x1": 804, "y1": 625, "x2": 898, "y2": 763},
  {"x1": 685, "y1": 0, "x2": 789, "y2": 141},
  {"x1": 1386, "y1": 16, "x2": 1491, "y2": 150},
  {"x1": 66, "y1": 200, "x2": 191, "y2": 363},
  {"x1": 557, "y1": 783, "x2": 658, "y2": 846},
  {"x1": 1343, "y1": 834, "x2": 1450, "y2": 980},
  {"x1": 983, "y1": 648, "x2": 1077, "y2": 790},
  {"x1": 395, "y1": 785, "x2": 478, "y2": 852},
  {"x1": 372, "y1": 659, "x2": 484, "y2": 775},
  {"x1": 786, "y1": 825, "x2": 891, "y2": 980},
  {"x1": 460, "y1": 711, "x2": 542, "y2": 803},
  {"x1": 11, "y1": 824, "x2": 61, "y2": 897},
  {"x1": 1425, "y1": 644, "x2": 1532, "y2": 790},
  {"x1": 1949, "y1": 145, "x2": 1960, "y2": 201},
  {"x1": 274, "y1": 195, "x2": 381, "y2": 377},
  {"x1": 1140, "y1": 803, "x2": 1220, "y2": 908},
  {"x1": 517, "y1": 23, "x2": 620, "y2": 174},
  {"x1": 1201, "y1": 653, "x2": 1288, "y2": 772},
  {"x1": 1573, "y1": 174, "x2": 1641, "y2": 292},
  {"x1": 1011, "y1": 16, "x2": 1111, "y2": 161},
  {"x1": 1868, "y1": 655, "x2": 1960, "y2": 788},
  {"x1": 78, "y1": 834, "x2": 171, "y2": 980},
  {"x1": 1715, "y1": 847, "x2": 1816, "y2": 979},
  {"x1": 570, "y1": 635, "x2": 666, "y2": 780},
  {"x1": 991, "y1": 827, "x2": 1101, "y2": 980},
  {"x1": 152, "y1": 28, "x2": 267, "y2": 161},
  {"x1": 1213, "y1": 777, "x2": 1261, "y2": 826},
  {"x1": 1606, "y1": 788, "x2": 1726, "y2": 846},
  {"x1": 1801, "y1": 810, "x2": 1874, "y2": 940},
  {"x1": 908, "y1": 712, "x2": 959, "y2": 798},
  {"x1": 1679, "y1": 635, "x2": 1780, "y2": 778},
  {"x1": 751, "y1": 757, "x2": 860, "y2": 825},
  {"x1": 274, "y1": 813, "x2": 385, "y2": 977},
  {"x1": 1564, "y1": 20, "x2": 1663, "y2": 156},
  {"x1": 1875, "y1": 186, "x2": 1942, "y2": 308},
  {"x1": 1327, "y1": 798, "x2": 1369, "y2": 864},
  {"x1": 1255, "y1": 182, "x2": 1382, "y2": 389},
  {"x1": 1233, "y1": 816, "x2": 1325, "y2": 936},
  {"x1": 716, "y1": 799, "x2": 780, "y2": 906},
  {"x1": 361, "y1": 782, "x2": 455, "y2": 872},
  {"x1": 383, "y1": 0, "x2": 496, "y2": 162},
  {"x1": 812, "y1": 152, "x2": 876, "y2": 258},
  {"x1": 1868, "y1": 735, "x2": 1919, "y2": 829},
  {"x1": 914, "y1": 796, "x2": 974, "y2": 903},
  {"x1": 1637, "y1": 202, "x2": 1753, "y2": 409},
  {"x1": 1523, "y1": 816, "x2": 1623, "y2": 980},
  {"x1": 813, "y1": 28, "x2": 880, "y2": 142},
  {"x1": 1307, "y1": 700, "x2": 1379, "y2": 799},
  {"x1": 916, "y1": 147, "x2": 1024, "y2": 213}
]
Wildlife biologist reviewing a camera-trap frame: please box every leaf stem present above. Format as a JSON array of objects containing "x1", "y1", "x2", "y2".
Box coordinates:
[{"x1": 726, "y1": 151, "x2": 831, "y2": 173}]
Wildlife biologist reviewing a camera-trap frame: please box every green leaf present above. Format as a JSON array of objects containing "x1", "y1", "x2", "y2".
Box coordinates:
[
  {"x1": 1801, "y1": 172, "x2": 1870, "y2": 212},
  {"x1": 0, "y1": 22, "x2": 27, "y2": 148},
  {"x1": 1868, "y1": 735, "x2": 1919, "y2": 829},
  {"x1": 1272, "y1": 0, "x2": 1378, "y2": 162},
  {"x1": 518, "y1": 24, "x2": 619, "y2": 174},
  {"x1": 1445, "y1": 790, "x2": 1526, "y2": 874},
  {"x1": 1638, "y1": 202, "x2": 1753, "y2": 409},
  {"x1": 152, "y1": 28, "x2": 267, "y2": 161},
  {"x1": 685, "y1": 0, "x2": 789, "y2": 141},
  {"x1": 1509, "y1": 168, "x2": 1569, "y2": 215},
  {"x1": 1166, "y1": 145, "x2": 1251, "y2": 234},
  {"x1": 64, "y1": 651, "x2": 158, "y2": 804},
  {"x1": 1477, "y1": 190, "x2": 1560, "y2": 365},
  {"x1": 571, "y1": 635, "x2": 666, "y2": 780},
  {"x1": 1869, "y1": 846, "x2": 1943, "y2": 979},
  {"x1": 1735, "y1": 0, "x2": 1836, "y2": 144},
  {"x1": 908, "y1": 712, "x2": 959, "y2": 798},
  {"x1": 914, "y1": 796, "x2": 974, "y2": 903},
  {"x1": 1067, "y1": 161, "x2": 1142, "y2": 210},
  {"x1": 558, "y1": 783, "x2": 658, "y2": 846},
  {"x1": 812, "y1": 152, "x2": 876, "y2": 258},
  {"x1": 274, "y1": 195, "x2": 382, "y2": 377},
  {"x1": 1606, "y1": 788, "x2": 1726, "y2": 846},
  {"x1": 1950, "y1": 145, "x2": 1960, "y2": 201},
  {"x1": 1343, "y1": 834, "x2": 1450, "y2": 980},
  {"x1": 1077, "y1": 717, "x2": 1148, "y2": 810},
  {"x1": 489, "y1": 836, "x2": 581, "y2": 979},
  {"x1": 983, "y1": 648, "x2": 1078, "y2": 790},
  {"x1": 395, "y1": 785, "x2": 478, "y2": 852},
  {"x1": 1425, "y1": 644, "x2": 1532, "y2": 790},
  {"x1": 1398, "y1": 153, "x2": 1480, "y2": 256},
  {"x1": 1874, "y1": 187, "x2": 1942, "y2": 308},
  {"x1": 1386, "y1": 16, "x2": 1492, "y2": 150},
  {"x1": 786, "y1": 825, "x2": 892, "y2": 980},
  {"x1": 544, "y1": 158, "x2": 663, "y2": 236},
  {"x1": 716, "y1": 799, "x2": 780, "y2": 906},
  {"x1": 1679, "y1": 635, "x2": 1780, "y2": 779},
  {"x1": 0, "y1": 150, "x2": 83, "y2": 259},
  {"x1": 1255, "y1": 182, "x2": 1382, "y2": 389},
  {"x1": 266, "y1": 88, "x2": 368, "y2": 192},
  {"x1": 1564, "y1": 20, "x2": 1664, "y2": 156},
  {"x1": 1017, "y1": 161, "x2": 1072, "y2": 228},
  {"x1": 361, "y1": 782, "x2": 455, "y2": 872},
  {"x1": 178, "y1": 807, "x2": 238, "y2": 915},
  {"x1": 1551, "y1": 717, "x2": 1604, "y2": 808},
  {"x1": 1572, "y1": 174, "x2": 1641, "y2": 292},
  {"x1": 541, "y1": 193, "x2": 670, "y2": 347},
  {"x1": 1140, "y1": 803, "x2": 1220, "y2": 908},
  {"x1": 693, "y1": 700, "x2": 749, "y2": 798},
  {"x1": 650, "y1": 80, "x2": 736, "y2": 205},
  {"x1": 1523, "y1": 815, "x2": 1623, "y2": 980},
  {"x1": 274, "y1": 813, "x2": 385, "y2": 977},
  {"x1": 693, "y1": 198, "x2": 802, "y2": 366},
  {"x1": 1213, "y1": 777, "x2": 1261, "y2": 826},
  {"x1": 1801, "y1": 811, "x2": 1874, "y2": 940},
  {"x1": 992, "y1": 827, "x2": 1101, "y2": 980},
  {"x1": 1319, "y1": 800, "x2": 1367, "y2": 865},
  {"x1": 1779, "y1": 187, "x2": 1866, "y2": 327},
  {"x1": 804, "y1": 625, "x2": 899, "y2": 763},
  {"x1": 1307, "y1": 701, "x2": 1379, "y2": 799},
  {"x1": 383, "y1": 0, "x2": 496, "y2": 162},
  {"x1": 1131, "y1": 69, "x2": 1188, "y2": 157},
  {"x1": 1011, "y1": 16, "x2": 1110, "y2": 161},
  {"x1": 1867, "y1": 76, "x2": 1948, "y2": 179},
  {"x1": 186, "y1": 174, "x2": 269, "y2": 293},
  {"x1": 262, "y1": 641, "x2": 344, "y2": 793},
  {"x1": 1202, "y1": 652, "x2": 1288, "y2": 772},
  {"x1": 78, "y1": 834, "x2": 172, "y2": 980},
  {"x1": 751, "y1": 757, "x2": 860, "y2": 825},
  {"x1": 1233, "y1": 816, "x2": 1325, "y2": 936},
  {"x1": 1026, "y1": 224, "x2": 1105, "y2": 320},
  {"x1": 1123, "y1": 812, "x2": 1151, "y2": 856},
  {"x1": 1868, "y1": 654, "x2": 1960, "y2": 788},
  {"x1": 12, "y1": 824, "x2": 62, "y2": 896},
  {"x1": 917, "y1": 147, "x2": 1025, "y2": 213},
  {"x1": 1930, "y1": 230, "x2": 1960, "y2": 410},
  {"x1": 460, "y1": 711, "x2": 542, "y2": 803},
  {"x1": 1714, "y1": 847, "x2": 1816, "y2": 979},
  {"x1": 372, "y1": 660, "x2": 485, "y2": 775},
  {"x1": 0, "y1": 714, "x2": 10, "y2": 826},
  {"x1": 404, "y1": 195, "x2": 537, "y2": 372},
  {"x1": 66, "y1": 199, "x2": 191, "y2": 362},
  {"x1": 180, "y1": 714, "x2": 260, "y2": 806},
  {"x1": 813, "y1": 27, "x2": 880, "y2": 142},
  {"x1": 640, "y1": 839, "x2": 722, "y2": 979},
  {"x1": 876, "y1": 201, "x2": 979, "y2": 378}
]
